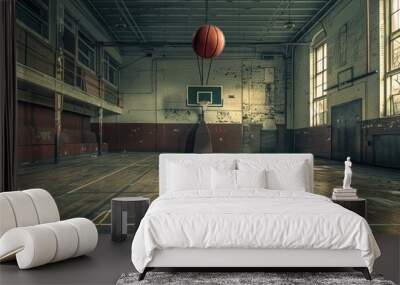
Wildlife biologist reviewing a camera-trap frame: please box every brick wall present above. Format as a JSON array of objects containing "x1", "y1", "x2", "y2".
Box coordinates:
[
  {"x1": 294, "y1": 126, "x2": 332, "y2": 159},
  {"x1": 293, "y1": 117, "x2": 400, "y2": 167},
  {"x1": 94, "y1": 123, "x2": 242, "y2": 153},
  {"x1": 17, "y1": 102, "x2": 104, "y2": 164}
]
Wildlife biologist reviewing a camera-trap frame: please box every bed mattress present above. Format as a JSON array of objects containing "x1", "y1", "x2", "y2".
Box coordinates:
[{"x1": 131, "y1": 190, "x2": 380, "y2": 273}]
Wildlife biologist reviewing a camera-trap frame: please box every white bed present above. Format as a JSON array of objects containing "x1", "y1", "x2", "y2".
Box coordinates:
[{"x1": 131, "y1": 154, "x2": 380, "y2": 280}]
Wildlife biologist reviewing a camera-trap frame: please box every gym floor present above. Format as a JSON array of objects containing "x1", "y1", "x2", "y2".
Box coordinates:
[{"x1": 16, "y1": 152, "x2": 400, "y2": 234}]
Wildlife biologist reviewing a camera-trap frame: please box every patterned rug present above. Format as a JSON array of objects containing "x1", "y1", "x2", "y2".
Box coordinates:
[{"x1": 116, "y1": 271, "x2": 396, "y2": 285}]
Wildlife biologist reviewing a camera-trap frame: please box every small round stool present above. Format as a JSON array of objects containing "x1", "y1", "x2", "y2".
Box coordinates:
[{"x1": 111, "y1": 197, "x2": 150, "y2": 242}]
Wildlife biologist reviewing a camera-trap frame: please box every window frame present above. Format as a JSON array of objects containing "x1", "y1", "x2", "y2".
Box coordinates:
[
  {"x1": 62, "y1": 11, "x2": 97, "y2": 90},
  {"x1": 77, "y1": 31, "x2": 96, "y2": 72},
  {"x1": 391, "y1": 0, "x2": 400, "y2": 34},
  {"x1": 311, "y1": 42, "x2": 328, "y2": 126},
  {"x1": 63, "y1": 12, "x2": 77, "y2": 57},
  {"x1": 63, "y1": 11, "x2": 77, "y2": 86},
  {"x1": 16, "y1": 0, "x2": 50, "y2": 42},
  {"x1": 387, "y1": 0, "x2": 400, "y2": 116},
  {"x1": 103, "y1": 52, "x2": 119, "y2": 87}
]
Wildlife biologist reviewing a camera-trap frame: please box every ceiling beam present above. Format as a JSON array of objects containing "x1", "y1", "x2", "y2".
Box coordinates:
[
  {"x1": 114, "y1": 0, "x2": 147, "y2": 42},
  {"x1": 292, "y1": 0, "x2": 337, "y2": 42},
  {"x1": 80, "y1": 0, "x2": 119, "y2": 41},
  {"x1": 98, "y1": 41, "x2": 310, "y2": 48}
]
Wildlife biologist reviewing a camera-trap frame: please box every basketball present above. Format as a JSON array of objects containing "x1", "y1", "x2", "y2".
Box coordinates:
[{"x1": 192, "y1": 25, "x2": 225, "y2": 58}]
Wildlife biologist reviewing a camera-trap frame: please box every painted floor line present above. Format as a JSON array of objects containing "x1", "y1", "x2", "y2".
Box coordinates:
[
  {"x1": 97, "y1": 210, "x2": 111, "y2": 224},
  {"x1": 66, "y1": 156, "x2": 154, "y2": 194},
  {"x1": 92, "y1": 210, "x2": 108, "y2": 222}
]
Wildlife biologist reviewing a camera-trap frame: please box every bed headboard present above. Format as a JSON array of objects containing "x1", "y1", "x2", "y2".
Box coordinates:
[{"x1": 159, "y1": 153, "x2": 314, "y2": 195}]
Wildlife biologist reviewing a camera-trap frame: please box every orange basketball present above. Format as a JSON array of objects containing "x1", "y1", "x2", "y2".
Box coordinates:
[{"x1": 192, "y1": 25, "x2": 225, "y2": 59}]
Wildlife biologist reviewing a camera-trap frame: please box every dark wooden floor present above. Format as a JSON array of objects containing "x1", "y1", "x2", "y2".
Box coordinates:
[
  {"x1": 16, "y1": 152, "x2": 400, "y2": 234},
  {"x1": 0, "y1": 234, "x2": 133, "y2": 285},
  {"x1": 1, "y1": 233, "x2": 399, "y2": 285},
  {"x1": 17, "y1": 153, "x2": 159, "y2": 232}
]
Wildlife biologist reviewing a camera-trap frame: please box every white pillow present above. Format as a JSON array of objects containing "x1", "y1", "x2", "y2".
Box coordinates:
[
  {"x1": 266, "y1": 162, "x2": 307, "y2": 191},
  {"x1": 238, "y1": 159, "x2": 308, "y2": 191},
  {"x1": 211, "y1": 168, "x2": 237, "y2": 190},
  {"x1": 236, "y1": 169, "x2": 267, "y2": 189},
  {"x1": 167, "y1": 163, "x2": 211, "y2": 191}
]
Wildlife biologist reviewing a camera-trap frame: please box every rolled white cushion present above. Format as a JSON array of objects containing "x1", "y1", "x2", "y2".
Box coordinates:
[
  {"x1": 65, "y1": 218, "x2": 98, "y2": 257},
  {"x1": 23, "y1": 189, "x2": 60, "y2": 223},
  {"x1": 0, "y1": 191, "x2": 39, "y2": 227},
  {"x1": 0, "y1": 226, "x2": 57, "y2": 269},
  {"x1": 0, "y1": 196, "x2": 17, "y2": 237},
  {"x1": 42, "y1": 221, "x2": 79, "y2": 262}
]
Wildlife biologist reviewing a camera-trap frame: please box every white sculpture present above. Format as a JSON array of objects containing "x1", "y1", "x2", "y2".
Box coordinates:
[{"x1": 343, "y1": 157, "x2": 352, "y2": 189}]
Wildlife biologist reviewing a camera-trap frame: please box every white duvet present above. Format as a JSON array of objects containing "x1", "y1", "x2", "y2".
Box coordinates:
[{"x1": 131, "y1": 190, "x2": 380, "y2": 273}]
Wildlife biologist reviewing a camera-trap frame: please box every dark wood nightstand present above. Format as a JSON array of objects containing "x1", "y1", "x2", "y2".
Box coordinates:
[
  {"x1": 111, "y1": 197, "x2": 150, "y2": 242},
  {"x1": 332, "y1": 198, "x2": 367, "y2": 219}
]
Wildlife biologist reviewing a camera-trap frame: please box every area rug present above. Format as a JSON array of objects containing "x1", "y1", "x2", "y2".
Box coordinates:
[{"x1": 116, "y1": 271, "x2": 396, "y2": 285}]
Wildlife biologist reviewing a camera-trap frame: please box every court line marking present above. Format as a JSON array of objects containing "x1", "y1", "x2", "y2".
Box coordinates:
[
  {"x1": 92, "y1": 210, "x2": 107, "y2": 223},
  {"x1": 66, "y1": 156, "x2": 154, "y2": 194},
  {"x1": 97, "y1": 210, "x2": 111, "y2": 224}
]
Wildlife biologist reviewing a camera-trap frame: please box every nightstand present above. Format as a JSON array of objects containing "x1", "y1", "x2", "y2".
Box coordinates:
[
  {"x1": 332, "y1": 198, "x2": 367, "y2": 219},
  {"x1": 111, "y1": 197, "x2": 150, "y2": 241}
]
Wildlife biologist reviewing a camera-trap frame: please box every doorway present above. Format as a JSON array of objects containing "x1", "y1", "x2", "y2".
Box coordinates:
[{"x1": 331, "y1": 99, "x2": 362, "y2": 162}]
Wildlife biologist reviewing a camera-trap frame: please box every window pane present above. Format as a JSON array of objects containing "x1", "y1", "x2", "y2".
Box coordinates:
[
  {"x1": 64, "y1": 54, "x2": 75, "y2": 86},
  {"x1": 78, "y1": 51, "x2": 90, "y2": 67},
  {"x1": 392, "y1": 94, "x2": 400, "y2": 114},
  {"x1": 109, "y1": 68, "x2": 115, "y2": 85},
  {"x1": 315, "y1": 98, "x2": 327, "y2": 125},
  {"x1": 391, "y1": 73, "x2": 400, "y2": 95},
  {"x1": 316, "y1": 73, "x2": 323, "y2": 86},
  {"x1": 78, "y1": 33, "x2": 95, "y2": 70},
  {"x1": 392, "y1": 37, "x2": 400, "y2": 69},
  {"x1": 316, "y1": 60, "x2": 324, "y2": 73},
  {"x1": 390, "y1": 73, "x2": 400, "y2": 114},
  {"x1": 63, "y1": 28, "x2": 75, "y2": 55},
  {"x1": 316, "y1": 46, "x2": 323, "y2": 61},
  {"x1": 316, "y1": 86, "x2": 323, "y2": 98},
  {"x1": 393, "y1": 12, "x2": 400, "y2": 32},
  {"x1": 392, "y1": 0, "x2": 399, "y2": 13},
  {"x1": 16, "y1": 0, "x2": 49, "y2": 39},
  {"x1": 104, "y1": 53, "x2": 119, "y2": 86}
]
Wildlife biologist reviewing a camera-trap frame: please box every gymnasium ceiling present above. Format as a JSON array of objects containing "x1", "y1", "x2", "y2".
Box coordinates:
[{"x1": 86, "y1": 0, "x2": 335, "y2": 47}]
